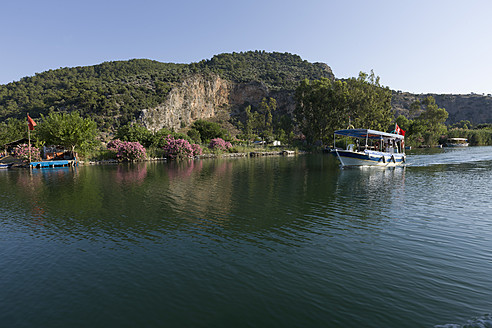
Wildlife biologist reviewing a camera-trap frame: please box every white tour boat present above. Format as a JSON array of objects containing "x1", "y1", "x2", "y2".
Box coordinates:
[
  {"x1": 332, "y1": 128, "x2": 406, "y2": 167},
  {"x1": 445, "y1": 137, "x2": 469, "y2": 147}
]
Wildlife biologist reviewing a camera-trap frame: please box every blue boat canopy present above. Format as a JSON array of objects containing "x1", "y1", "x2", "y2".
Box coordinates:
[{"x1": 334, "y1": 129, "x2": 404, "y2": 140}]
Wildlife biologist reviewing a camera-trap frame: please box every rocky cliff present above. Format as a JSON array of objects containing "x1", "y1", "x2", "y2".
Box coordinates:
[
  {"x1": 140, "y1": 73, "x2": 296, "y2": 131},
  {"x1": 392, "y1": 92, "x2": 492, "y2": 124},
  {"x1": 141, "y1": 73, "x2": 491, "y2": 133},
  {"x1": 2, "y1": 52, "x2": 489, "y2": 134}
]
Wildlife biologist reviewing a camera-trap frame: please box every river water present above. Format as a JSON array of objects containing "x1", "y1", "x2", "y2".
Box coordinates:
[{"x1": 1, "y1": 147, "x2": 492, "y2": 327}]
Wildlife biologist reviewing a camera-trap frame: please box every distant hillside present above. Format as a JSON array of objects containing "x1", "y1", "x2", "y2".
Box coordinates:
[
  {"x1": 1, "y1": 51, "x2": 490, "y2": 135},
  {"x1": 392, "y1": 92, "x2": 492, "y2": 124},
  {"x1": 194, "y1": 51, "x2": 334, "y2": 90},
  {"x1": 0, "y1": 51, "x2": 334, "y2": 131}
]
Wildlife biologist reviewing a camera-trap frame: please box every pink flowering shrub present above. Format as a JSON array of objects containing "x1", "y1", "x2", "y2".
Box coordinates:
[
  {"x1": 107, "y1": 139, "x2": 146, "y2": 161},
  {"x1": 209, "y1": 138, "x2": 232, "y2": 151},
  {"x1": 162, "y1": 135, "x2": 202, "y2": 160},
  {"x1": 13, "y1": 144, "x2": 41, "y2": 162},
  {"x1": 191, "y1": 143, "x2": 203, "y2": 156}
]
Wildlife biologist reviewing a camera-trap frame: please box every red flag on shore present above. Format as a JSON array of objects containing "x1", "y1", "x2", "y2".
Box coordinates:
[
  {"x1": 27, "y1": 114, "x2": 37, "y2": 130},
  {"x1": 395, "y1": 123, "x2": 405, "y2": 136}
]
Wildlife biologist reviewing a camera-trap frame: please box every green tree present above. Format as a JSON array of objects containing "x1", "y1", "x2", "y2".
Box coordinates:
[
  {"x1": 295, "y1": 78, "x2": 349, "y2": 144},
  {"x1": 259, "y1": 97, "x2": 277, "y2": 137},
  {"x1": 37, "y1": 111, "x2": 97, "y2": 153},
  {"x1": 116, "y1": 123, "x2": 154, "y2": 147},
  {"x1": 395, "y1": 115, "x2": 412, "y2": 132},
  {"x1": 345, "y1": 71, "x2": 393, "y2": 132},
  {"x1": 295, "y1": 72, "x2": 393, "y2": 144},
  {"x1": 190, "y1": 119, "x2": 226, "y2": 142},
  {"x1": 407, "y1": 96, "x2": 448, "y2": 146},
  {"x1": 0, "y1": 117, "x2": 27, "y2": 146},
  {"x1": 244, "y1": 105, "x2": 254, "y2": 139},
  {"x1": 450, "y1": 120, "x2": 472, "y2": 130},
  {"x1": 186, "y1": 128, "x2": 202, "y2": 144},
  {"x1": 275, "y1": 114, "x2": 294, "y2": 143}
]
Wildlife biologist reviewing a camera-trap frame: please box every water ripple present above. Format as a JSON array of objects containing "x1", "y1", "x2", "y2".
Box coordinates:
[{"x1": 1, "y1": 150, "x2": 492, "y2": 327}]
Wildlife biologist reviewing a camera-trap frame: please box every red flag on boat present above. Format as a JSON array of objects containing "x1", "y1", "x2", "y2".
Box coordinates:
[
  {"x1": 27, "y1": 114, "x2": 37, "y2": 130},
  {"x1": 395, "y1": 123, "x2": 405, "y2": 136}
]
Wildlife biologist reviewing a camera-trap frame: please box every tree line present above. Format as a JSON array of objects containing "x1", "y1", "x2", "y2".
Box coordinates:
[
  {"x1": 294, "y1": 71, "x2": 492, "y2": 147},
  {"x1": 3, "y1": 63, "x2": 491, "y2": 153},
  {"x1": 0, "y1": 51, "x2": 333, "y2": 132}
]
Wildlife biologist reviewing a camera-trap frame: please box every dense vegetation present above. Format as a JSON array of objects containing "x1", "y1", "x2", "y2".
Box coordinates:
[
  {"x1": 194, "y1": 51, "x2": 333, "y2": 90},
  {"x1": 395, "y1": 96, "x2": 448, "y2": 146},
  {"x1": 0, "y1": 60, "x2": 190, "y2": 129},
  {"x1": 294, "y1": 72, "x2": 393, "y2": 144},
  {"x1": 0, "y1": 51, "x2": 333, "y2": 133},
  {"x1": 395, "y1": 98, "x2": 492, "y2": 147},
  {"x1": 444, "y1": 127, "x2": 492, "y2": 146},
  {"x1": 2, "y1": 51, "x2": 490, "y2": 152},
  {"x1": 36, "y1": 111, "x2": 98, "y2": 153}
]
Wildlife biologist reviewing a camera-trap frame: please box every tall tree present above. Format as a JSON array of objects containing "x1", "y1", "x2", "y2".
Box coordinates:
[
  {"x1": 188, "y1": 119, "x2": 226, "y2": 143},
  {"x1": 345, "y1": 71, "x2": 393, "y2": 132},
  {"x1": 244, "y1": 105, "x2": 254, "y2": 139},
  {"x1": 259, "y1": 97, "x2": 277, "y2": 137},
  {"x1": 295, "y1": 78, "x2": 348, "y2": 144},
  {"x1": 294, "y1": 72, "x2": 393, "y2": 144},
  {"x1": 0, "y1": 118, "x2": 27, "y2": 146},
  {"x1": 407, "y1": 96, "x2": 448, "y2": 145},
  {"x1": 37, "y1": 111, "x2": 97, "y2": 153},
  {"x1": 116, "y1": 123, "x2": 154, "y2": 147}
]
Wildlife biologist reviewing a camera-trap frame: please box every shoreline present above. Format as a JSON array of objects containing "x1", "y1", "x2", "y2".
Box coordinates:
[
  {"x1": 2, "y1": 150, "x2": 302, "y2": 168},
  {"x1": 78, "y1": 150, "x2": 300, "y2": 166}
]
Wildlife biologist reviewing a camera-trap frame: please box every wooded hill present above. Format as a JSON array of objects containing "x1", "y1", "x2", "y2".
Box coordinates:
[
  {"x1": 0, "y1": 51, "x2": 334, "y2": 130},
  {"x1": 1, "y1": 51, "x2": 490, "y2": 135},
  {"x1": 392, "y1": 91, "x2": 492, "y2": 124}
]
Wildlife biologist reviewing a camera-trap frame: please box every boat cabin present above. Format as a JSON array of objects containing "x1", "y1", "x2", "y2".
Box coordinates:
[
  {"x1": 445, "y1": 138, "x2": 469, "y2": 147},
  {"x1": 333, "y1": 129, "x2": 405, "y2": 154}
]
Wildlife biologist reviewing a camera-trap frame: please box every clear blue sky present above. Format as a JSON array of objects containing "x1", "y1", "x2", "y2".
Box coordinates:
[{"x1": 1, "y1": 0, "x2": 491, "y2": 94}]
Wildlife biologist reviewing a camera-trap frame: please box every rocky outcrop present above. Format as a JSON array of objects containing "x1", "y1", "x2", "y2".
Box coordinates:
[
  {"x1": 140, "y1": 72, "x2": 491, "y2": 132},
  {"x1": 140, "y1": 74, "x2": 295, "y2": 131},
  {"x1": 140, "y1": 74, "x2": 231, "y2": 131},
  {"x1": 392, "y1": 92, "x2": 492, "y2": 124}
]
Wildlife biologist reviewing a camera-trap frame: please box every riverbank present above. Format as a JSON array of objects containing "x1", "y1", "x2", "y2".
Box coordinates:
[
  {"x1": 1, "y1": 149, "x2": 303, "y2": 168},
  {"x1": 79, "y1": 149, "x2": 301, "y2": 165}
]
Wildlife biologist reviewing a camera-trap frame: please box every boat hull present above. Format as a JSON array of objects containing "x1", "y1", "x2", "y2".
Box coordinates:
[{"x1": 335, "y1": 149, "x2": 405, "y2": 167}]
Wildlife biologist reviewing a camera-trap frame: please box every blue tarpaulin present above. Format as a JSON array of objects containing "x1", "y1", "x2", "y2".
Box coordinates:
[{"x1": 334, "y1": 129, "x2": 404, "y2": 140}]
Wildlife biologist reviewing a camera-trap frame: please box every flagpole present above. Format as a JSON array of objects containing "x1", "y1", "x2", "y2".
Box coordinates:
[{"x1": 28, "y1": 113, "x2": 32, "y2": 164}]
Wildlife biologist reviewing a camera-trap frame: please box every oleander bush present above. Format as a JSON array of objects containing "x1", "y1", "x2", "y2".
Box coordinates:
[
  {"x1": 107, "y1": 139, "x2": 146, "y2": 161},
  {"x1": 209, "y1": 138, "x2": 232, "y2": 151},
  {"x1": 162, "y1": 135, "x2": 202, "y2": 160},
  {"x1": 13, "y1": 144, "x2": 41, "y2": 162},
  {"x1": 191, "y1": 143, "x2": 203, "y2": 156}
]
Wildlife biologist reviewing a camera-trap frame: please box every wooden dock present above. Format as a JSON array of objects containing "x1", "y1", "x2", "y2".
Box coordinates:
[{"x1": 30, "y1": 160, "x2": 77, "y2": 169}]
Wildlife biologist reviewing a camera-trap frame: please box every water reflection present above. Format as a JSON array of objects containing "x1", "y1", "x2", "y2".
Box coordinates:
[
  {"x1": 164, "y1": 159, "x2": 234, "y2": 220},
  {"x1": 115, "y1": 163, "x2": 148, "y2": 185},
  {"x1": 0, "y1": 156, "x2": 415, "y2": 245},
  {"x1": 3, "y1": 151, "x2": 480, "y2": 247},
  {"x1": 2, "y1": 150, "x2": 492, "y2": 328},
  {"x1": 303, "y1": 166, "x2": 408, "y2": 237}
]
